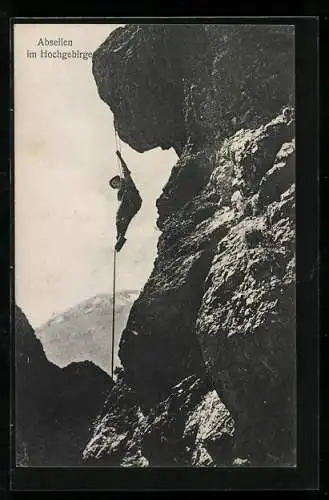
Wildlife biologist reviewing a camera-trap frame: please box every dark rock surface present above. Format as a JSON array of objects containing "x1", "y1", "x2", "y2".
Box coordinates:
[
  {"x1": 92, "y1": 24, "x2": 209, "y2": 155},
  {"x1": 93, "y1": 24, "x2": 294, "y2": 156},
  {"x1": 88, "y1": 24, "x2": 295, "y2": 466},
  {"x1": 15, "y1": 306, "x2": 113, "y2": 466}
]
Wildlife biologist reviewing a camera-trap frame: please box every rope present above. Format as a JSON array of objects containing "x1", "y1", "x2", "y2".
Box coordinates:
[
  {"x1": 110, "y1": 117, "x2": 122, "y2": 378},
  {"x1": 110, "y1": 118, "x2": 125, "y2": 378},
  {"x1": 111, "y1": 247, "x2": 116, "y2": 378},
  {"x1": 114, "y1": 119, "x2": 123, "y2": 177}
]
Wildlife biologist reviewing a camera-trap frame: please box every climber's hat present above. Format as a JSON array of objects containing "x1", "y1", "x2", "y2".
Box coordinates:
[{"x1": 109, "y1": 175, "x2": 121, "y2": 188}]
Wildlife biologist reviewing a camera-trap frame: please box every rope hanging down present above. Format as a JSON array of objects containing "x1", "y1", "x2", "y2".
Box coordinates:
[
  {"x1": 114, "y1": 120, "x2": 123, "y2": 176},
  {"x1": 110, "y1": 120, "x2": 142, "y2": 377},
  {"x1": 111, "y1": 246, "x2": 116, "y2": 378},
  {"x1": 111, "y1": 118, "x2": 122, "y2": 378}
]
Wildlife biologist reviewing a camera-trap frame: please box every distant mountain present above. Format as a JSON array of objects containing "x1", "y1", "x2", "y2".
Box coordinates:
[{"x1": 35, "y1": 290, "x2": 139, "y2": 375}]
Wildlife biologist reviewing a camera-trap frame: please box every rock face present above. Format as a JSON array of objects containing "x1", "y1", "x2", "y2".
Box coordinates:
[
  {"x1": 196, "y1": 112, "x2": 296, "y2": 465},
  {"x1": 92, "y1": 24, "x2": 208, "y2": 155},
  {"x1": 15, "y1": 306, "x2": 113, "y2": 466},
  {"x1": 85, "y1": 24, "x2": 295, "y2": 466},
  {"x1": 93, "y1": 24, "x2": 294, "y2": 156},
  {"x1": 83, "y1": 373, "x2": 235, "y2": 467}
]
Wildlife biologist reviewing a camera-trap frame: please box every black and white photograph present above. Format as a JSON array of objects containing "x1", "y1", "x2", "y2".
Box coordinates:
[{"x1": 14, "y1": 22, "x2": 296, "y2": 468}]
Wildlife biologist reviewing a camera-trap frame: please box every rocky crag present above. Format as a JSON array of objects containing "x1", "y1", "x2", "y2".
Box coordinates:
[
  {"x1": 15, "y1": 306, "x2": 113, "y2": 466},
  {"x1": 87, "y1": 24, "x2": 295, "y2": 466}
]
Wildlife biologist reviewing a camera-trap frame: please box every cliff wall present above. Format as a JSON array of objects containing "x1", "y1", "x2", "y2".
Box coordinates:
[{"x1": 84, "y1": 23, "x2": 295, "y2": 466}]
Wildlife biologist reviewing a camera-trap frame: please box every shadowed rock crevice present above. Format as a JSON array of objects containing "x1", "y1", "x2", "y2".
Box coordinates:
[{"x1": 119, "y1": 246, "x2": 217, "y2": 407}]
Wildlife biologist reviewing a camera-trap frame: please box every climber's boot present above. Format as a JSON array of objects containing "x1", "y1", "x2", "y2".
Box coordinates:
[{"x1": 115, "y1": 235, "x2": 127, "y2": 252}]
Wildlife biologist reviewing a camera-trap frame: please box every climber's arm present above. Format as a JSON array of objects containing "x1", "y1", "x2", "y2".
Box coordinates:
[
  {"x1": 115, "y1": 151, "x2": 141, "y2": 207},
  {"x1": 116, "y1": 150, "x2": 131, "y2": 179}
]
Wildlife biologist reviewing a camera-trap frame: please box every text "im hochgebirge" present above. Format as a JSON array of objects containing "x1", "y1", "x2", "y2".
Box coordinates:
[{"x1": 26, "y1": 37, "x2": 93, "y2": 61}]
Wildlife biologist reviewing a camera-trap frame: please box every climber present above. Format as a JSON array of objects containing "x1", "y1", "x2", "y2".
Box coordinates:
[{"x1": 109, "y1": 150, "x2": 142, "y2": 252}]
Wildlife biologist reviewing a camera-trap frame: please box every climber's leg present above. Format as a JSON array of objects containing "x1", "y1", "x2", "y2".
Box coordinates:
[
  {"x1": 115, "y1": 211, "x2": 134, "y2": 251},
  {"x1": 116, "y1": 213, "x2": 131, "y2": 239},
  {"x1": 115, "y1": 199, "x2": 141, "y2": 251},
  {"x1": 115, "y1": 234, "x2": 127, "y2": 252}
]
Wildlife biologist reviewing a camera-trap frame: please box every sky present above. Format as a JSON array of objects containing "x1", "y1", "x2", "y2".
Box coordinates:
[{"x1": 14, "y1": 23, "x2": 178, "y2": 328}]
